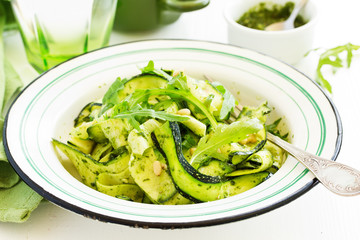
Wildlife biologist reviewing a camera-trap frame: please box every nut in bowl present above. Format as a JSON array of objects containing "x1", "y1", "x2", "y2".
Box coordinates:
[
  {"x1": 3, "y1": 40, "x2": 341, "y2": 228},
  {"x1": 224, "y1": 0, "x2": 318, "y2": 65}
]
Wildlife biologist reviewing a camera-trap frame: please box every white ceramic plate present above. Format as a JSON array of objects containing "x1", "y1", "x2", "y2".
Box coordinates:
[{"x1": 3, "y1": 40, "x2": 342, "y2": 228}]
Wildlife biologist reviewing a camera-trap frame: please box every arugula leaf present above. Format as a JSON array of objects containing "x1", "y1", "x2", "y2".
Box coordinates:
[
  {"x1": 310, "y1": 43, "x2": 360, "y2": 93},
  {"x1": 211, "y1": 81, "x2": 237, "y2": 120},
  {"x1": 101, "y1": 60, "x2": 174, "y2": 114},
  {"x1": 140, "y1": 60, "x2": 155, "y2": 73},
  {"x1": 113, "y1": 109, "x2": 189, "y2": 122},
  {"x1": 204, "y1": 94, "x2": 214, "y2": 108},
  {"x1": 237, "y1": 101, "x2": 270, "y2": 124},
  {"x1": 265, "y1": 118, "x2": 288, "y2": 140},
  {"x1": 127, "y1": 116, "x2": 141, "y2": 132},
  {"x1": 100, "y1": 77, "x2": 128, "y2": 115},
  {"x1": 139, "y1": 60, "x2": 173, "y2": 81},
  {"x1": 189, "y1": 118, "x2": 264, "y2": 169},
  {"x1": 102, "y1": 77, "x2": 125, "y2": 105},
  {"x1": 122, "y1": 88, "x2": 218, "y2": 128},
  {"x1": 152, "y1": 99, "x2": 175, "y2": 111},
  {"x1": 103, "y1": 101, "x2": 140, "y2": 131},
  {"x1": 167, "y1": 72, "x2": 189, "y2": 91},
  {"x1": 109, "y1": 96, "x2": 188, "y2": 131},
  {"x1": 182, "y1": 132, "x2": 198, "y2": 149}
]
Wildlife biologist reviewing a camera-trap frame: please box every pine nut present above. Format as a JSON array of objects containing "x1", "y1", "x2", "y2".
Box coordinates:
[
  {"x1": 190, "y1": 147, "x2": 197, "y2": 156},
  {"x1": 239, "y1": 134, "x2": 257, "y2": 145},
  {"x1": 177, "y1": 108, "x2": 191, "y2": 116},
  {"x1": 153, "y1": 161, "x2": 162, "y2": 176}
]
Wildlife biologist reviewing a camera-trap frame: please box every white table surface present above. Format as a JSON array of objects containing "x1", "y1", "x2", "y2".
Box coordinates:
[{"x1": 2, "y1": 0, "x2": 360, "y2": 239}]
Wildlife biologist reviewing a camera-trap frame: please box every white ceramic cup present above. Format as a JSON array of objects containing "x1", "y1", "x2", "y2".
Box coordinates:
[{"x1": 224, "y1": 0, "x2": 318, "y2": 65}]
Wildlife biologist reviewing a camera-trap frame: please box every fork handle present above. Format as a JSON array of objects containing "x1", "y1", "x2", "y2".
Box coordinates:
[{"x1": 267, "y1": 132, "x2": 360, "y2": 196}]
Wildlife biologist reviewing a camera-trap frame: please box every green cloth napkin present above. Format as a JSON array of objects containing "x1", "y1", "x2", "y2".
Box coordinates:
[{"x1": 0, "y1": 1, "x2": 43, "y2": 223}]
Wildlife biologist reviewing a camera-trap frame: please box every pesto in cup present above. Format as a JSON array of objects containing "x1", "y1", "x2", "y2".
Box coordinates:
[{"x1": 237, "y1": 2, "x2": 307, "y2": 30}]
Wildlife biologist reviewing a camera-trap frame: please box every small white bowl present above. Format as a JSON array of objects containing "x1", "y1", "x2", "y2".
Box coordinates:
[{"x1": 224, "y1": 0, "x2": 318, "y2": 65}]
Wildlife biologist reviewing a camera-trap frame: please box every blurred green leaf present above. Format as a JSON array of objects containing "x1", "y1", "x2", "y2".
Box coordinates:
[{"x1": 312, "y1": 43, "x2": 360, "y2": 93}]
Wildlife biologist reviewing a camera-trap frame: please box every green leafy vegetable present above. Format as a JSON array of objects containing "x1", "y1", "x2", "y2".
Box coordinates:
[
  {"x1": 189, "y1": 118, "x2": 264, "y2": 169},
  {"x1": 204, "y1": 94, "x2": 214, "y2": 108},
  {"x1": 182, "y1": 132, "x2": 198, "y2": 149},
  {"x1": 167, "y1": 72, "x2": 189, "y2": 91},
  {"x1": 152, "y1": 99, "x2": 175, "y2": 111},
  {"x1": 101, "y1": 61, "x2": 173, "y2": 114},
  {"x1": 212, "y1": 82, "x2": 237, "y2": 120},
  {"x1": 113, "y1": 109, "x2": 189, "y2": 122},
  {"x1": 123, "y1": 88, "x2": 218, "y2": 128},
  {"x1": 102, "y1": 77, "x2": 127, "y2": 106},
  {"x1": 310, "y1": 43, "x2": 360, "y2": 93},
  {"x1": 265, "y1": 118, "x2": 288, "y2": 140},
  {"x1": 140, "y1": 60, "x2": 173, "y2": 81},
  {"x1": 107, "y1": 90, "x2": 189, "y2": 131}
]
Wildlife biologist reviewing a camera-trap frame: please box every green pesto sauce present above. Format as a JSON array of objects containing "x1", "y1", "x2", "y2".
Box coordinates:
[{"x1": 237, "y1": 2, "x2": 308, "y2": 30}]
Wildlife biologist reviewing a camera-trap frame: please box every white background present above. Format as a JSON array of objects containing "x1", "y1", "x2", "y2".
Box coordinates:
[{"x1": 2, "y1": 0, "x2": 360, "y2": 239}]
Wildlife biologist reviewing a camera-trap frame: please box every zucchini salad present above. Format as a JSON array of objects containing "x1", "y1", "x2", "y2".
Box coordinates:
[{"x1": 52, "y1": 61, "x2": 287, "y2": 204}]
